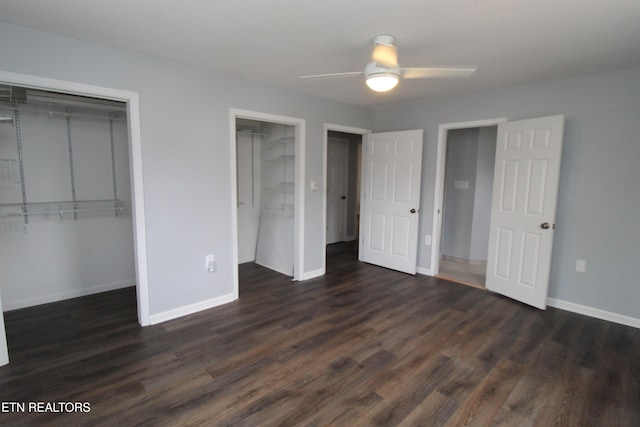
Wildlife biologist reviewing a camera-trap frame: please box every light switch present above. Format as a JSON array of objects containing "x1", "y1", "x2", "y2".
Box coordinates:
[
  {"x1": 310, "y1": 181, "x2": 319, "y2": 191},
  {"x1": 576, "y1": 259, "x2": 586, "y2": 273},
  {"x1": 425, "y1": 235, "x2": 432, "y2": 246},
  {"x1": 206, "y1": 254, "x2": 216, "y2": 272},
  {"x1": 454, "y1": 180, "x2": 469, "y2": 190}
]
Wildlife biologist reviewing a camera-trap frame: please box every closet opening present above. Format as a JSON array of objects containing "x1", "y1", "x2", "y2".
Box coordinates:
[
  {"x1": 231, "y1": 110, "x2": 304, "y2": 295},
  {"x1": 434, "y1": 124, "x2": 498, "y2": 288},
  {"x1": 0, "y1": 84, "x2": 138, "y2": 361}
]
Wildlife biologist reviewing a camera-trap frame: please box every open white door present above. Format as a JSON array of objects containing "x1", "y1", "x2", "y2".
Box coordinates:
[
  {"x1": 326, "y1": 137, "x2": 348, "y2": 245},
  {"x1": 486, "y1": 115, "x2": 564, "y2": 309},
  {"x1": 359, "y1": 130, "x2": 423, "y2": 274}
]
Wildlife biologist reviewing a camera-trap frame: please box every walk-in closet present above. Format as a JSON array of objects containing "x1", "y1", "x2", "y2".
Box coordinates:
[
  {"x1": 236, "y1": 119, "x2": 296, "y2": 277},
  {"x1": 0, "y1": 85, "x2": 135, "y2": 311}
]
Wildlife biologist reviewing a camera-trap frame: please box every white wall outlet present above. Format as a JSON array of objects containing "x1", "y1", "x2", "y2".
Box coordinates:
[
  {"x1": 425, "y1": 235, "x2": 432, "y2": 246},
  {"x1": 206, "y1": 254, "x2": 216, "y2": 272},
  {"x1": 576, "y1": 259, "x2": 586, "y2": 273}
]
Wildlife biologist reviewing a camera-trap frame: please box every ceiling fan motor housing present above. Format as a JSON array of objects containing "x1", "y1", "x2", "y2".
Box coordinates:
[{"x1": 365, "y1": 61, "x2": 400, "y2": 78}]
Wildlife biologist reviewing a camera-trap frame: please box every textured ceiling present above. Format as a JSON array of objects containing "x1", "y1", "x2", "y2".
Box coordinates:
[{"x1": 1, "y1": 0, "x2": 639, "y2": 108}]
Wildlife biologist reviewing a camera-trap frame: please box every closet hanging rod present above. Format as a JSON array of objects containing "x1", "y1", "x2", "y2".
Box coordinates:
[
  {"x1": 0, "y1": 104, "x2": 127, "y2": 121},
  {"x1": 0, "y1": 213, "x2": 22, "y2": 219},
  {"x1": 9, "y1": 207, "x2": 124, "y2": 218},
  {"x1": 236, "y1": 130, "x2": 267, "y2": 137},
  {"x1": 0, "y1": 199, "x2": 122, "y2": 208}
]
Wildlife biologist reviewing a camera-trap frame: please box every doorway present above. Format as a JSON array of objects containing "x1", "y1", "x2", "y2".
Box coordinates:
[
  {"x1": 0, "y1": 71, "x2": 150, "y2": 367},
  {"x1": 230, "y1": 109, "x2": 304, "y2": 297},
  {"x1": 437, "y1": 126, "x2": 497, "y2": 288},
  {"x1": 326, "y1": 131, "x2": 362, "y2": 245},
  {"x1": 322, "y1": 124, "x2": 369, "y2": 274},
  {"x1": 431, "y1": 118, "x2": 506, "y2": 288}
]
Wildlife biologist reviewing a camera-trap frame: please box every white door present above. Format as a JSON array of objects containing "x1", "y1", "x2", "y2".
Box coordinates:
[
  {"x1": 486, "y1": 115, "x2": 564, "y2": 309},
  {"x1": 326, "y1": 137, "x2": 348, "y2": 245},
  {"x1": 359, "y1": 130, "x2": 423, "y2": 274}
]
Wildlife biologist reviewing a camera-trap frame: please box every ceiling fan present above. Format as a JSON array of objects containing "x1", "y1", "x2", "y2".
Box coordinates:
[{"x1": 299, "y1": 34, "x2": 477, "y2": 92}]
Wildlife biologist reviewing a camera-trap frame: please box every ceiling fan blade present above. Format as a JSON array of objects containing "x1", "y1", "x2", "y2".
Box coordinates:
[
  {"x1": 372, "y1": 43, "x2": 398, "y2": 68},
  {"x1": 298, "y1": 71, "x2": 364, "y2": 79},
  {"x1": 401, "y1": 67, "x2": 477, "y2": 79}
]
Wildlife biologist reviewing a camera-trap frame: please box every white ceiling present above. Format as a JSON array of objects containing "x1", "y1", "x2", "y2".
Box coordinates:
[{"x1": 1, "y1": 0, "x2": 639, "y2": 108}]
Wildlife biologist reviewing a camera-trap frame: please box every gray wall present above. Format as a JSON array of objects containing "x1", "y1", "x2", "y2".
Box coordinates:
[
  {"x1": 374, "y1": 68, "x2": 640, "y2": 319},
  {"x1": 441, "y1": 128, "x2": 479, "y2": 260},
  {"x1": 469, "y1": 126, "x2": 496, "y2": 261},
  {"x1": 0, "y1": 23, "x2": 373, "y2": 316}
]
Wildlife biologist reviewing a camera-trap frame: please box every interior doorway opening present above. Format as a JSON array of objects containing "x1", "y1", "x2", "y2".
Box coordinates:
[
  {"x1": 436, "y1": 126, "x2": 497, "y2": 288},
  {"x1": 432, "y1": 118, "x2": 505, "y2": 289},
  {"x1": 0, "y1": 74, "x2": 149, "y2": 367},
  {"x1": 230, "y1": 109, "x2": 305, "y2": 298},
  {"x1": 235, "y1": 118, "x2": 296, "y2": 276},
  {"x1": 322, "y1": 124, "x2": 369, "y2": 273},
  {"x1": 326, "y1": 131, "x2": 362, "y2": 246}
]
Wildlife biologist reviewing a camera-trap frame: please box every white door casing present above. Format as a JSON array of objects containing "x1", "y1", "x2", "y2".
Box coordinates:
[
  {"x1": 486, "y1": 115, "x2": 564, "y2": 309},
  {"x1": 359, "y1": 130, "x2": 424, "y2": 274},
  {"x1": 326, "y1": 137, "x2": 348, "y2": 245}
]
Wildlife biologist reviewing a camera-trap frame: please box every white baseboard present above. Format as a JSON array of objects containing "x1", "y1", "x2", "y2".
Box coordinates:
[
  {"x1": 2, "y1": 280, "x2": 136, "y2": 311},
  {"x1": 149, "y1": 293, "x2": 236, "y2": 325},
  {"x1": 238, "y1": 256, "x2": 255, "y2": 264},
  {"x1": 416, "y1": 266, "x2": 434, "y2": 276},
  {"x1": 547, "y1": 297, "x2": 640, "y2": 329},
  {"x1": 344, "y1": 235, "x2": 356, "y2": 242},
  {"x1": 302, "y1": 268, "x2": 325, "y2": 280}
]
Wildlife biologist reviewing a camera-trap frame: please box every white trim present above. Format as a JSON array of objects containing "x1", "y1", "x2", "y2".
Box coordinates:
[
  {"x1": 322, "y1": 123, "x2": 371, "y2": 275},
  {"x1": 302, "y1": 268, "x2": 325, "y2": 280},
  {"x1": 2, "y1": 281, "x2": 136, "y2": 312},
  {"x1": 431, "y1": 118, "x2": 506, "y2": 279},
  {"x1": 547, "y1": 298, "x2": 640, "y2": 329},
  {"x1": 416, "y1": 266, "x2": 434, "y2": 276},
  {"x1": 230, "y1": 109, "x2": 305, "y2": 298},
  {"x1": 149, "y1": 293, "x2": 236, "y2": 325},
  {"x1": 344, "y1": 234, "x2": 356, "y2": 242},
  {"x1": 0, "y1": 70, "x2": 151, "y2": 367}
]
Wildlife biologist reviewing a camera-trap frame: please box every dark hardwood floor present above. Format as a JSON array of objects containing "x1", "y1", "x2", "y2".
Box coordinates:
[{"x1": 0, "y1": 241, "x2": 638, "y2": 426}]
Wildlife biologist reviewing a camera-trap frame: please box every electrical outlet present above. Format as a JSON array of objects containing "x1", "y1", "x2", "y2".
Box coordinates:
[
  {"x1": 576, "y1": 259, "x2": 586, "y2": 273},
  {"x1": 424, "y1": 235, "x2": 432, "y2": 246}
]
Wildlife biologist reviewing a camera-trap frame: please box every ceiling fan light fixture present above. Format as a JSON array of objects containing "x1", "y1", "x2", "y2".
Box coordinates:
[{"x1": 366, "y1": 73, "x2": 399, "y2": 92}]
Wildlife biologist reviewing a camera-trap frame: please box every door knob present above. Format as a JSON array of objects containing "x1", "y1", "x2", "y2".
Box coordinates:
[
  {"x1": 540, "y1": 222, "x2": 550, "y2": 229},
  {"x1": 410, "y1": 209, "x2": 416, "y2": 214}
]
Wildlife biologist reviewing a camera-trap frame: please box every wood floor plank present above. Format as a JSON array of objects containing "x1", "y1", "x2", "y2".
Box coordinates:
[{"x1": 0, "y1": 241, "x2": 637, "y2": 426}]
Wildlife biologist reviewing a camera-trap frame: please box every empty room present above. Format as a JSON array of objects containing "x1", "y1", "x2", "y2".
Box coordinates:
[{"x1": 0, "y1": 1, "x2": 639, "y2": 425}]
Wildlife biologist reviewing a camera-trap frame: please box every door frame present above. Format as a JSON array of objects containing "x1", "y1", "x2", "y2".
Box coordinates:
[
  {"x1": 0, "y1": 70, "x2": 152, "y2": 365},
  {"x1": 322, "y1": 124, "x2": 370, "y2": 274},
  {"x1": 230, "y1": 109, "x2": 305, "y2": 294},
  {"x1": 430, "y1": 118, "x2": 506, "y2": 277}
]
